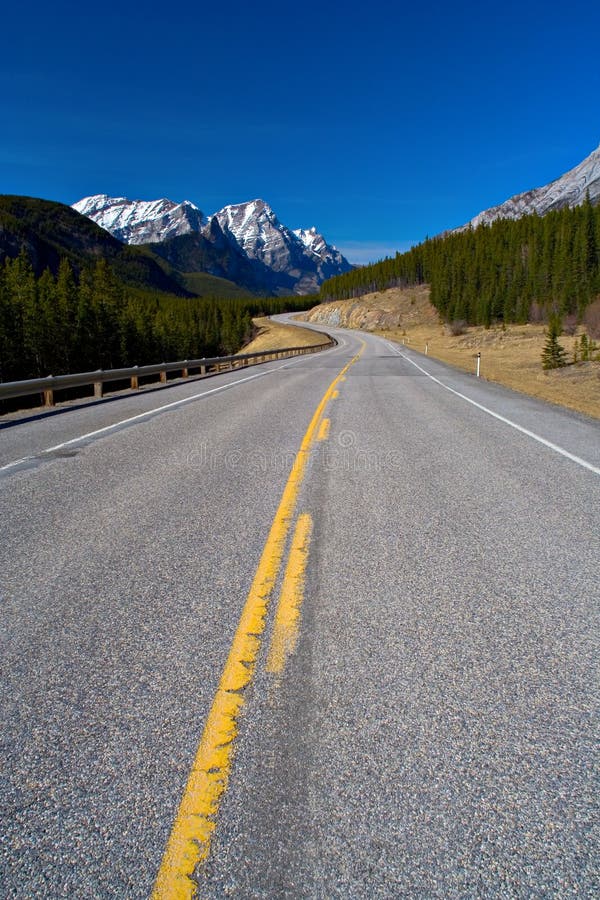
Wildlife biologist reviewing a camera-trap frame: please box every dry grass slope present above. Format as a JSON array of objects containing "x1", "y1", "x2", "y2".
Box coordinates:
[{"x1": 243, "y1": 317, "x2": 331, "y2": 354}]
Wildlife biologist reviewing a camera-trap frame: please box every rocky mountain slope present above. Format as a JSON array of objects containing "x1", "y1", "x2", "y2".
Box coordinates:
[
  {"x1": 304, "y1": 285, "x2": 436, "y2": 331},
  {"x1": 293, "y1": 227, "x2": 352, "y2": 282},
  {"x1": 73, "y1": 194, "x2": 352, "y2": 295},
  {"x1": 149, "y1": 218, "x2": 287, "y2": 296},
  {"x1": 460, "y1": 144, "x2": 600, "y2": 230}
]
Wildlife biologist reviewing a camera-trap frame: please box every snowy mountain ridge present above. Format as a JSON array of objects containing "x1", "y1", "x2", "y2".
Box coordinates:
[
  {"x1": 459, "y1": 144, "x2": 600, "y2": 231},
  {"x1": 72, "y1": 194, "x2": 352, "y2": 294},
  {"x1": 72, "y1": 195, "x2": 207, "y2": 244}
]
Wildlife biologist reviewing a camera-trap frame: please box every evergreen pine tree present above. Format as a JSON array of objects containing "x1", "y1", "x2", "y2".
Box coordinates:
[{"x1": 541, "y1": 318, "x2": 569, "y2": 370}]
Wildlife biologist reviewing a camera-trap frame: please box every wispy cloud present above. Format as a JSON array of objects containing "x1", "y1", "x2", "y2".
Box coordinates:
[{"x1": 336, "y1": 241, "x2": 416, "y2": 266}]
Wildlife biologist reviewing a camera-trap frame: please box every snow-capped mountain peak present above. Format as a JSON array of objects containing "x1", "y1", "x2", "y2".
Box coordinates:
[
  {"x1": 216, "y1": 199, "x2": 279, "y2": 235},
  {"x1": 294, "y1": 226, "x2": 332, "y2": 258},
  {"x1": 208, "y1": 200, "x2": 353, "y2": 290},
  {"x1": 72, "y1": 194, "x2": 207, "y2": 244},
  {"x1": 211, "y1": 200, "x2": 297, "y2": 269}
]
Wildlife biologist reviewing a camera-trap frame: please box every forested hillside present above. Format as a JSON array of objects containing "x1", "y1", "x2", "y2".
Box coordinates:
[
  {"x1": 0, "y1": 253, "x2": 315, "y2": 383},
  {"x1": 0, "y1": 195, "x2": 190, "y2": 296},
  {"x1": 320, "y1": 199, "x2": 600, "y2": 327}
]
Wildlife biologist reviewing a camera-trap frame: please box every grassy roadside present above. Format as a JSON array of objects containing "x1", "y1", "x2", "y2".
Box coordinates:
[
  {"x1": 304, "y1": 288, "x2": 600, "y2": 420},
  {"x1": 242, "y1": 316, "x2": 331, "y2": 353},
  {"x1": 380, "y1": 321, "x2": 600, "y2": 419}
]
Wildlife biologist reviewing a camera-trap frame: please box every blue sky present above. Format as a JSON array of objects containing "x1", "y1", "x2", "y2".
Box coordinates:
[{"x1": 2, "y1": 0, "x2": 599, "y2": 263}]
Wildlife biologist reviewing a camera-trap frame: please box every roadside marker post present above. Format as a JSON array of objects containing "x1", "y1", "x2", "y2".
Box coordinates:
[{"x1": 476, "y1": 352, "x2": 481, "y2": 377}]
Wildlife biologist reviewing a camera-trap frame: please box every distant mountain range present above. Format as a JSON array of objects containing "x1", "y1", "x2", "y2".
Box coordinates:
[
  {"x1": 73, "y1": 195, "x2": 352, "y2": 295},
  {"x1": 457, "y1": 144, "x2": 600, "y2": 231},
  {"x1": 2, "y1": 147, "x2": 597, "y2": 304}
]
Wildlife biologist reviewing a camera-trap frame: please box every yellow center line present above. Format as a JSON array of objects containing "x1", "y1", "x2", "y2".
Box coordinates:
[
  {"x1": 266, "y1": 513, "x2": 313, "y2": 675},
  {"x1": 152, "y1": 341, "x2": 365, "y2": 899},
  {"x1": 316, "y1": 417, "x2": 330, "y2": 442}
]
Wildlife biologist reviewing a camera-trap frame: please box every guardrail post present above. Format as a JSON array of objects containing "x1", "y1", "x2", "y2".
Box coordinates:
[
  {"x1": 94, "y1": 372, "x2": 103, "y2": 399},
  {"x1": 200, "y1": 362, "x2": 206, "y2": 375},
  {"x1": 182, "y1": 361, "x2": 189, "y2": 378},
  {"x1": 131, "y1": 366, "x2": 139, "y2": 390},
  {"x1": 44, "y1": 376, "x2": 54, "y2": 407},
  {"x1": 160, "y1": 366, "x2": 167, "y2": 384}
]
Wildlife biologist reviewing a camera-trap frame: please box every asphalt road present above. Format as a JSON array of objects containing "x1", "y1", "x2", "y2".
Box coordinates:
[{"x1": 1, "y1": 322, "x2": 598, "y2": 898}]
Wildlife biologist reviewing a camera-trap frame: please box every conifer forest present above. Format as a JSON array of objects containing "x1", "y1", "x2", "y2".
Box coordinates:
[
  {"x1": 0, "y1": 253, "x2": 314, "y2": 383},
  {"x1": 321, "y1": 199, "x2": 600, "y2": 328}
]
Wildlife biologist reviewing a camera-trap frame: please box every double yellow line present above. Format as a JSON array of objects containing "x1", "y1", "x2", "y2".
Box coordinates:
[
  {"x1": 152, "y1": 342, "x2": 364, "y2": 899},
  {"x1": 266, "y1": 511, "x2": 313, "y2": 675}
]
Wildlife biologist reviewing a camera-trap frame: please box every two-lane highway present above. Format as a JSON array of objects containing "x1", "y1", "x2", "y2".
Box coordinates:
[{"x1": 1, "y1": 324, "x2": 598, "y2": 897}]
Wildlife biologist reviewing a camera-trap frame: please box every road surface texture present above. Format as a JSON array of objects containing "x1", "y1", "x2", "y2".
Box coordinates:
[{"x1": 1, "y1": 321, "x2": 598, "y2": 898}]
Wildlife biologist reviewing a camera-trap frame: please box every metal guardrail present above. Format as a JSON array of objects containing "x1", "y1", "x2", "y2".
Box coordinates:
[{"x1": 0, "y1": 340, "x2": 335, "y2": 408}]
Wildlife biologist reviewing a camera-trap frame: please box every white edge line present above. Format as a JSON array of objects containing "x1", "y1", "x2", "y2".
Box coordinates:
[
  {"x1": 386, "y1": 341, "x2": 600, "y2": 477},
  {"x1": 0, "y1": 354, "x2": 319, "y2": 474}
]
